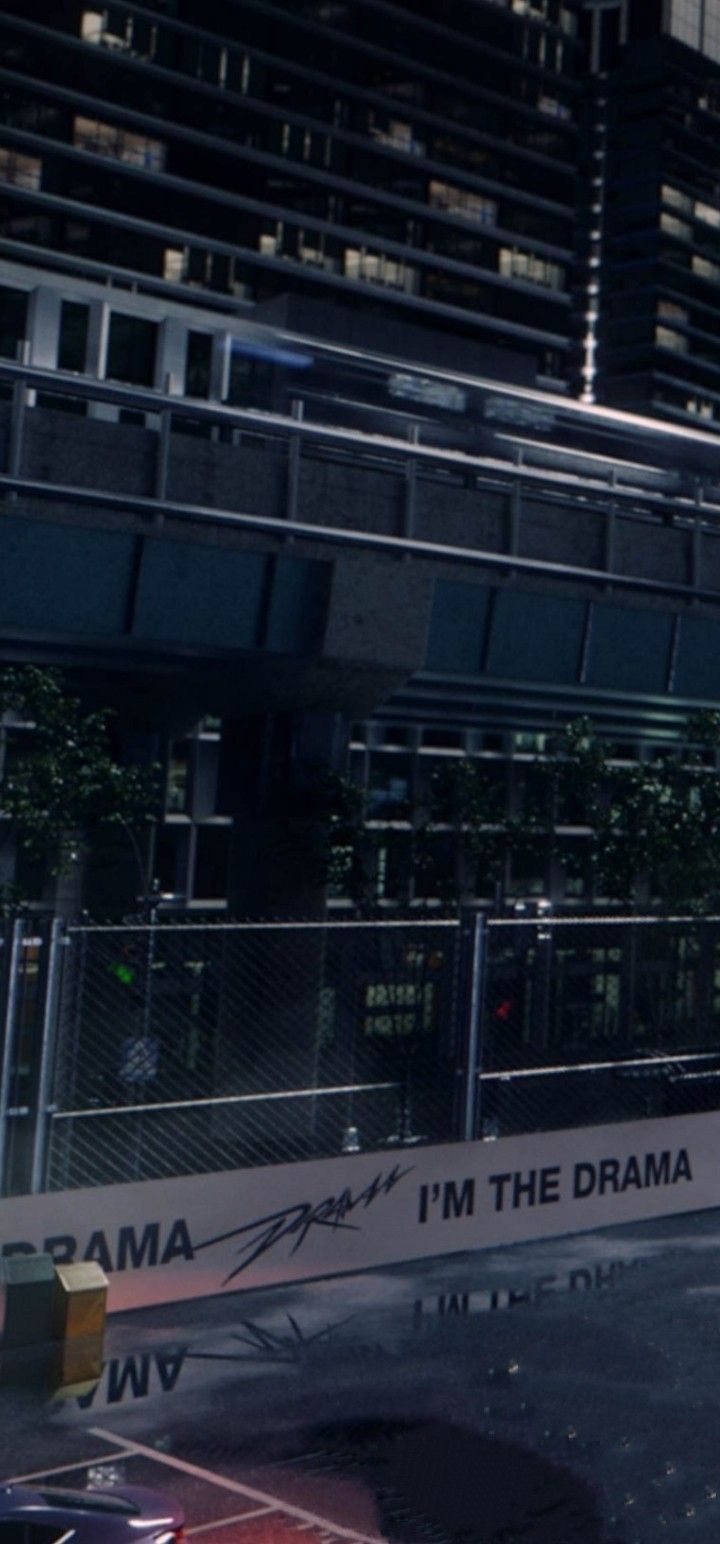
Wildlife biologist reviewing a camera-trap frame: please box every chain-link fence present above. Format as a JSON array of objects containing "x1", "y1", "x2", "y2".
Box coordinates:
[
  {"x1": 3, "y1": 912, "x2": 720, "y2": 1196},
  {"x1": 45, "y1": 918, "x2": 465, "y2": 1190},
  {"x1": 478, "y1": 915, "x2": 720, "y2": 1137}
]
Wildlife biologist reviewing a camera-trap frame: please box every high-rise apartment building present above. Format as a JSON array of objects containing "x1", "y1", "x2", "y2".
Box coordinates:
[
  {"x1": 585, "y1": 0, "x2": 720, "y2": 425},
  {"x1": 0, "y1": 0, "x2": 583, "y2": 387}
]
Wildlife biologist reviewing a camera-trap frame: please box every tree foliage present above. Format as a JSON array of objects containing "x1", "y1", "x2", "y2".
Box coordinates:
[
  {"x1": 315, "y1": 713, "x2": 720, "y2": 914},
  {"x1": 435, "y1": 713, "x2": 720, "y2": 913},
  {"x1": 0, "y1": 666, "x2": 160, "y2": 897}
]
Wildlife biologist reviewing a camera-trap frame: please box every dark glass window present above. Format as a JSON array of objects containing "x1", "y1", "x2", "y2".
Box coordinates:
[
  {"x1": 185, "y1": 330, "x2": 213, "y2": 397},
  {"x1": 154, "y1": 824, "x2": 186, "y2": 897},
  {"x1": 0, "y1": 284, "x2": 27, "y2": 360},
  {"x1": 194, "y1": 826, "x2": 229, "y2": 898},
  {"x1": 105, "y1": 313, "x2": 158, "y2": 386},
  {"x1": 57, "y1": 299, "x2": 89, "y2": 372}
]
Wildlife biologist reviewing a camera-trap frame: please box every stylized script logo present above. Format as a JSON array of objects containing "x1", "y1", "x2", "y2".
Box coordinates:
[{"x1": 194, "y1": 1163, "x2": 413, "y2": 1283}]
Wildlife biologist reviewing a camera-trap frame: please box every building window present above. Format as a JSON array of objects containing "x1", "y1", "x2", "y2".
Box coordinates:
[
  {"x1": 0, "y1": 147, "x2": 41, "y2": 190},
  {"x1": 105, "y1": 312, "x2": 158, "y2": 386},
  {"x1": 662, "y1": 183, "x2": 692, "y2": 214},
  {"x1": 695, "y1": 199, "x2": 720, "y2": 227},
  {"x1": 166, "y1": 747, "x2": 191, "y2": 814},
  {"x1": 194, "y1": 826, "x2": 230, "y2": 900},
  {"x1": 499, "y1": 247, "x2": 565, "y2": 289},
  {"x1": 658, "y1": 299, "x2": 689, "y2": 323},
  {"x1": 57, "y1": 300, "x2": 89, "y2": 373},
  {"x1": 298, "y1": 232, "x2": 337, "y2": 271},
  {"x1": 660, "y1": 212, "x2": 692, "y2": 240},
  {"x1": 73, "y1": 115, "x2": 166, "y2": 172},
  {"x1": 537, "y1": 94, "x2": 571, "y2": 121},
  {"x1": 185, "y1": 330, "x2": 213, "y2": 397},
  {"x1": 655, "y1": 326, "x2": 688, "y2": 352},
  {"x1": 368, "y1": 116, "x2": 426, "y2": 156},
  {"x1": 0, "y1": 285, "x2": 27, "y2": 361},
  {"x1": 259, "y1": 225, "x2": 283, "y2": 258},
  {"x1": 668, "y1": 0, "x2": 720, "y2": 62},
  {"x1": 344, "y1": 247, "x2": 418, "y2": 292},
  {"x1": 686, "y1": 396, "x2": 714, "y2": 419},
  {"x1": 428, "y1": 180, "x2": 497, "y2": 226},
  {"x1": 362, "y1": 981, "x2": 435, "y2": 1037},
  {"x1": 80, "y1": 8, "x2": 131, "y2": 49},
  {"x1": 164, "y1": 246, "x2": 189, "y2": 282},
  {"x1": 692, "y1": 253, "x2": 720, "y2": 282}
]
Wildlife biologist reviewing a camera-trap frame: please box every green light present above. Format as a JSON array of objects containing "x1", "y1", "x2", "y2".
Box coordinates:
[{"x1": 109, "y1": 962, "x2": 135, "y2": 986}]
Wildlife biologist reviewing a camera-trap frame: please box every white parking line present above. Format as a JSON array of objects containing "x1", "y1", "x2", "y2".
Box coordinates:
[
  {"x1": 186, "y1": 1506, "x2": 277, "y2": 1536},
  {"x1": 7, "y1": 1451, "x2": 132, "y2": 1485},
  {"x1": 90, "y1": 1427, "x2": 383, "y2": 1544}
]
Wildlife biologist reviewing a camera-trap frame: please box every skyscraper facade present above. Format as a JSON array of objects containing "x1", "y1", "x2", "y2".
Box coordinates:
[{"x1": 0, "y1": 0, "x2": 582, "y2": 386}]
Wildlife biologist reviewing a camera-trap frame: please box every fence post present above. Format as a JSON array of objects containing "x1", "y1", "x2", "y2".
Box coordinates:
[
  {"x1": 30, "y1": 917, "x2": 65, "y2": 1195},
  {"x1": 0, "y1": 917, "x2": 25, "y2": 1197},
  {"x1": 462, "y1": 912, "x2": 487, "y2": 1142}
]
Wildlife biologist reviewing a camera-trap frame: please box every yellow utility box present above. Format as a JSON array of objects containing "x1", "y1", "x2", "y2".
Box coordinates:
[{"x1": 52, "y1": 1261, "x2": 108, "y2": 1395}]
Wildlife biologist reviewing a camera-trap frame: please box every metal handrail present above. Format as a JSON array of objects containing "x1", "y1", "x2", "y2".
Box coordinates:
[
  {"x1": 50, "y1": 1079, "x2": 401, "y2": 1121},
  {"x1": 0, "y1": 356, "x2": 717, "y2": 520},
  {"x1": 480, "y1": 1049, "x2": 720, "y2": 1080}
]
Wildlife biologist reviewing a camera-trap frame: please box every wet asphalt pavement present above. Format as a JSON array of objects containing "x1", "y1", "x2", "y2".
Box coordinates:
[{"x1": 6, "y1": 1208, "x2": 720, "y2": 1542}]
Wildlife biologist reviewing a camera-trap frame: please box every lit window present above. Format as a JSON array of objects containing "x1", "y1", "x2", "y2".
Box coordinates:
[
  {"x1": 344, "y1": 247, "x2": 418, "y2": 292},
  {"x1": 687, "y1": 396, "x2": 714, "y2": 420},
  {"x1": 655, "y1": 326, "x2": 688, "y2": 352},
  {"x1": 0, "y1": 147, "x2": 41, "y2": 190},
  {"x1": 661, "y1": 183, "x2": 692, "y2": 214},
  {"x1": 660, "y1": 211, "x2": 691, "y2": 239},
  {"x1": 695, "y1": 199, "x2": 720, "y2": 227},
  {"x1": 428, "y1": 180, "x2": 497, "y2": 225},
  {"x1": 166, "y1": 747, "x2": 190, "y2": 813},
  {"x1": 73, "y1": 115, "x2": 165, "y2": 172},
  {"x1": 298, "y1": 234, "x2": 336, "y2": 271},
  {"x1": 80, "y1": 8, "x2": 131, "y2": 49},
  {"x1": 537, "y1": 94, "x2": 571, "y2": 121},
  {"x1": 658, "y1": 299, "x2": 688, "y2": 322},
  {"x1": 164, "y1": 246, "x2": 188, "y2": 282},
  {"x1": 693, "y1": 253, "x2": 720, "y2": 282},
  {"x1": 369, "y1": 117, "x2": 426, "y2": 156},
  {"x1": 498, "y1": 247, "x2": 565, "y2": 290}
]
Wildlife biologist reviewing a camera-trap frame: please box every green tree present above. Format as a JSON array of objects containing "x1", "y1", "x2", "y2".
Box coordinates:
[
  {"x1": 0, "y1": 665, "x2": 160, "y2": 906},
  {"x1": 439, "y1": 713, "x2": 720, "y2": 913}
]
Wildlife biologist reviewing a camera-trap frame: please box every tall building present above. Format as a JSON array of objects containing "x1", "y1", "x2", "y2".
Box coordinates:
[
  {"x1": 587, "y1": 0, "x2": 720, "y2": 424},
  {"x1": 0, "y1": 0, "x2": 583, "y2": 387},
  {"x1": 3, "y1": 0, "x2": 720, "y2": 916}
]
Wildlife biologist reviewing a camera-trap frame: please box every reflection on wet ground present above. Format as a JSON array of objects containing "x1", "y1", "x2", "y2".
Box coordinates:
[{"x1": 6, "y1": 1207, "x2": 720, "y2": 1542}]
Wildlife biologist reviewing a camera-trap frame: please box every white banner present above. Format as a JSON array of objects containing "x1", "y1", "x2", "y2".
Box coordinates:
[{"x1": 0, "y1": 1110, "x2": 716, "y2": 1313}]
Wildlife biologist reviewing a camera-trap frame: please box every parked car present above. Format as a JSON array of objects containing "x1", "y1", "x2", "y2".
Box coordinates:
[{"x1": 0, "y1": 1482, "x2": 184, "y2": 1542}]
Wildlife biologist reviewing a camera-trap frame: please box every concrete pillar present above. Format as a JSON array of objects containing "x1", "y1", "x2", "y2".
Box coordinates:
[
  {"x1": 26, "y1": 286, "x2": 62, "y2": 370},
  {"x1": 155, "y1": 317, "x2": 187, "y2": 396},
  {"x1": 85, "y1": 301, "x2": 116, "y2": 422}
]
